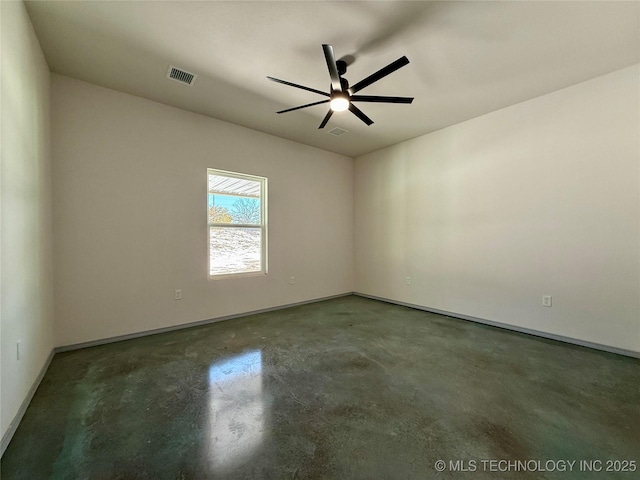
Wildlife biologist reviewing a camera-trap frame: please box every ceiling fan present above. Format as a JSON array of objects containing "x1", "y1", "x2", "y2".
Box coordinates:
[{"x1": 267, "y1": 44, "x2": 413, "y2": 129}]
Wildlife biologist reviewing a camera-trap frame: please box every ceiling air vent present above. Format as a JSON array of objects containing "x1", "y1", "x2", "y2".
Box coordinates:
[
  {"x1": 328, "y1": 127, "x2": 348, "y2": 137},
  {"x1": 167, "y1": 65, "x2": 197, "y2": 86}
]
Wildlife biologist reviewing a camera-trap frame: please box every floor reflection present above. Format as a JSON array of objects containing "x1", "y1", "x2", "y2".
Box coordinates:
[{"x1": 207, "y1": 349, "x2": 265, "y2": 474}]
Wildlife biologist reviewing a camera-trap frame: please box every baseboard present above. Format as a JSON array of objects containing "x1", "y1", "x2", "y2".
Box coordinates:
[
  {"x1": 1, "y1": 348, "x2": 55, "y2": 457},
  {"x1": 354, "y1": 293, "x2": 640, "y2": 359},
  {"x1": 56, "y1": 292, "x2": 354, "y2": 353}
]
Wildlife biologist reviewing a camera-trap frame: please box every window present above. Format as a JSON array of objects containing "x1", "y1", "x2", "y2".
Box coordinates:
[{"x1": 207, "y1": 169, "x2": 267, "y2": 278}]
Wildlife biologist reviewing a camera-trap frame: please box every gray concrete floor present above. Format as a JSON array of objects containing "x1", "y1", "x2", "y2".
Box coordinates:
[{"x1": 2, "y1": 295, "x2": 639, "y2": 479}]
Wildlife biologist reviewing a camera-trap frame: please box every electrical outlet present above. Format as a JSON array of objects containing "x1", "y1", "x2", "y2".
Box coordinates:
[
  {"x1": 174, "y1": 289, "x2": 182, "y2": 300},
  {"x1": 17, "y1": 341, "x2": 21, "y2": 361},
  {"x1": 289, "y1": 276, "x2": 295, "y2": 285},
  {"x1": 405, "y1": 276, "x2": 411, "y2": 285},
  {"x1": 542, "y1": 295, "x2": 552, "y2": 307}
]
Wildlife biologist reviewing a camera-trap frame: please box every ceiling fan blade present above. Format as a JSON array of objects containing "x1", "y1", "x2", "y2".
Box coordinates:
[
  {"x1": 349, "y1": 56, "x2": 410, "y2": 94},
  {"x1": 277, "y1": 99, "x2": 329, "y2": 114},
  {"x1": 322, "y1": 44, "x2": 342, "y2": 92},
  {"x1": 348, "y1": 104, "x2": 374, "y2": 126},
  {"x1": 318, "y1": 110, "x2": 334, "y2": 129},
  {"x1": 267, "y1": 76, "x2": 329, "y2": 97},
  {"x1": 351, "y1": 95, "x2": 414, "y2": 104}
]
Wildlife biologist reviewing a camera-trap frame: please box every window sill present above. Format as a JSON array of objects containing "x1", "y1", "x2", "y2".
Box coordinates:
[{"x1": 208, "y1": 271, "x2": 268, "y2": 281}]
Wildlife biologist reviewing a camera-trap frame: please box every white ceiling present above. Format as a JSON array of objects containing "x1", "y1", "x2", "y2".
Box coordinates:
[{"x1": 26, "y1": 1, "x2": 640, "y2": 158}]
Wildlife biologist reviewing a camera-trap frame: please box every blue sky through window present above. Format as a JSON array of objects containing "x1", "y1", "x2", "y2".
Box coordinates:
[{"x1": 208, "y1": 193, "x2": 260, "y2": 210}]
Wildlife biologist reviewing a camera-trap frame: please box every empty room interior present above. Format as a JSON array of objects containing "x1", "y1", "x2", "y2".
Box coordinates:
[{"x1": 1, "y1": 1, "x2": 639, "y2": 478}]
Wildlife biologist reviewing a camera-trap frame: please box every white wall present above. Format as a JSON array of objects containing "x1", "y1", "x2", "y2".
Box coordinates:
[
  {"x1": 1, "y1": 0, "x2": 54, "y2": 443},
  {"x1": 355, "y1": 65, "x2": 640, "y2": 353},
  {"x1": 51, "y1": 75, "x2": 353, "y2": 346}
]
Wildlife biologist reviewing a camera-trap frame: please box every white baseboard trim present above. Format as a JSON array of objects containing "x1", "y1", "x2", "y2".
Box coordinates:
[
  {"x1": 1, "y1": 348, "x2": 55, "y2": 457},
  {"x1": 355, "y1": 293, "x2": 640, "y2": 359},
  {"x1": 55, "y1": 292, "x2": 353, "y2": 353}
]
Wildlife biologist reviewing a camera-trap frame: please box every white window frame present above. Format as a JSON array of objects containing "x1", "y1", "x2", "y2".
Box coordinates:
[{"x1": 207, "y1": 168, "x2": 268, "y2": 279}]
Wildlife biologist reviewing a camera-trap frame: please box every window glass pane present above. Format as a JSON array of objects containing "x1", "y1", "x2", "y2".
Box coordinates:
[
  {"x1": 208, "y1": 193, "x2": 261, "y2": 225},
  {"x1": 209, "y1": 227, "x2": 261, "y2": 275}
]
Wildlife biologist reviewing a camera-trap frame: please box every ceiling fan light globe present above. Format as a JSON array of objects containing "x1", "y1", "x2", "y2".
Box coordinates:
[{"x1": 330, "y1": 97, "x2": 349, "y2": 112}]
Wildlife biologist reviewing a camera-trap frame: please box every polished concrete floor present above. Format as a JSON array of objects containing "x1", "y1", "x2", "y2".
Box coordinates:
[{"x1": 2, "y1": 295, "x2": 639, "y2": 479}]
